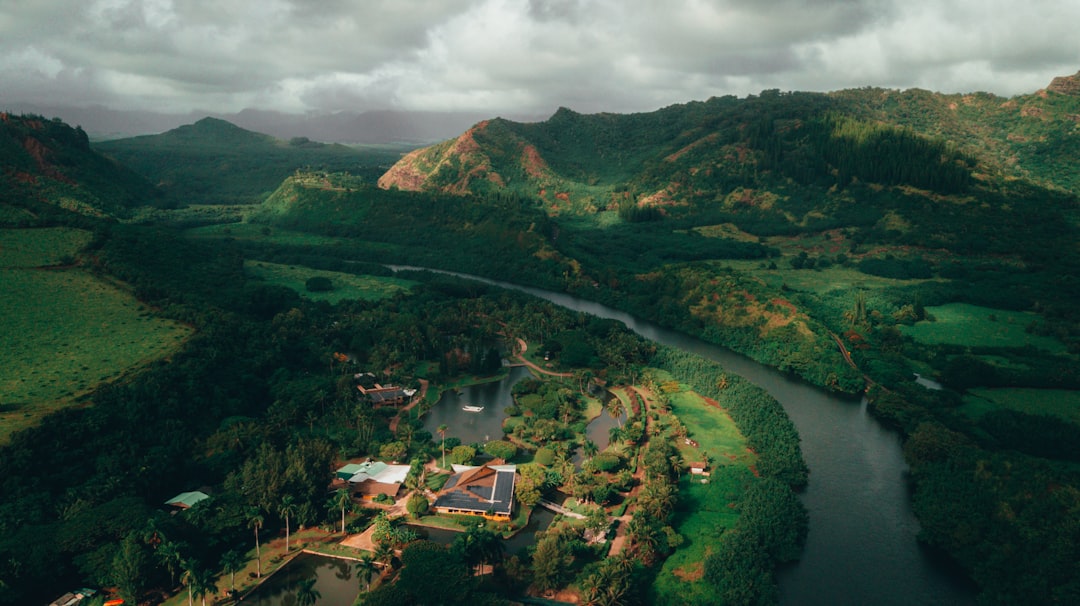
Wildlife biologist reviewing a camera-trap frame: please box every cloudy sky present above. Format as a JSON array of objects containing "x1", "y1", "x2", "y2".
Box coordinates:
[{"x1": 2, "y1": 0, "x2": 1078, "y2": 118}]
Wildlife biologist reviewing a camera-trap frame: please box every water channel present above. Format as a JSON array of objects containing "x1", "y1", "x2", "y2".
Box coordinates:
[{"x1": 393, "y1": 266, "x2": 975, "y2": 605}]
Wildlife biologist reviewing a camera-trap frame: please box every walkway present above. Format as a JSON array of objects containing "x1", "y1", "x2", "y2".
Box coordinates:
[{"x1": 536, "y1": 498, "x2": 585, "y2": 519}]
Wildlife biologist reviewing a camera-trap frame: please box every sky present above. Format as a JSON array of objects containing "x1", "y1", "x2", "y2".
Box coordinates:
[{"x1": 2, "y1": 0, "x2": 1078, "y2": 119}]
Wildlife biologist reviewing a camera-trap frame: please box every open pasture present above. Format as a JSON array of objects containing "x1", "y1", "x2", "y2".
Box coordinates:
[
  {"x1": 245, "y1": 260, "x2": 416, "y2": 303},
  {"x1": 0, "y1": 267, "x2": 190, "y2": 442},
  {"x1": 0, "y1": 226, "x2": 91, "y2": 267},
  {"x1": 961, "y1": 388, "x2": 1080, "y2": 425},
  {"x1": 900, "y1": 303, "x2": 1067, "y2": 352}
]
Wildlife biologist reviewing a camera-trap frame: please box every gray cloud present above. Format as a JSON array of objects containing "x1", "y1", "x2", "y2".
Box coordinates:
[{"x1": 1, "y1": 0, "x2": 1077, "y2": 118}]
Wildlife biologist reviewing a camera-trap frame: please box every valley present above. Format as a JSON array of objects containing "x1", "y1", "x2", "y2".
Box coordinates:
[{"x1": 1, "y1": 72, "x2": 1078, "y2": 606}]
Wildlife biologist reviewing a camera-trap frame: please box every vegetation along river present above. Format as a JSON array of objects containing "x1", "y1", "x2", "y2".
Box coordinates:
[{"x1": 391, "y1": 267, "x2": 975, "y2": 605}]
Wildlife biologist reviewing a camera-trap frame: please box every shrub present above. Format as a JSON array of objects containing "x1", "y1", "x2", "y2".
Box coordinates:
[
  {"x1": 305, "y1": 276, "x2": 333, "y2": 292},
  {"x1": 534, "y1": 447, "x2": 555, "y2": 466}
]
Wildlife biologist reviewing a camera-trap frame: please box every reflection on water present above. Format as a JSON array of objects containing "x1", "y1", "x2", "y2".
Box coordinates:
[
  {"x1": 244, "y1": 553, "x2": 363, "y2": 606},
  {"x1": 421, "y1": 366, "x2": 533, "y2": 445}
]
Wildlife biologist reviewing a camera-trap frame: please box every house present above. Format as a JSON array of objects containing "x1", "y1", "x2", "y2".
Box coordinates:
[
  {"x1": 336, "y1": 463, "x2": 366, "y2": 481},
  {"x1": 49, "y1": 589, "x2": 96, "y2": 606},
  {"x1": 345, "y1": 461, "x2": 411, "y2": 501},
  {"x1": 689, "y1": 462, "x2": 710, "y2": 476},
  {"x1": 357, "y1": 383, "x2": 415, "y2": 406},
  {"x1": 164, "y1": 490, "x2": 210, "y2": 510},
  {"x1": 433, "y1": 463, "x2": 516, "y2": 521}
]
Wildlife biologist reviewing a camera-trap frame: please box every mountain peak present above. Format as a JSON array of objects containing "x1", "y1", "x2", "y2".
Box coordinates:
[
  {"x1": 165, "y1": 117, "x2": 272, "y2": 143},
  {"x1": 1047, "y1": 70, "x2": 1080, "y2": 96}
]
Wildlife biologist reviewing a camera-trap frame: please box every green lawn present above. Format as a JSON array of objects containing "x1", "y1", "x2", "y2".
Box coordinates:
[
  {"x1": 652, "y1": 465, "x2": 753, "y2": 604},
  {"x1": 244, "y1": 260, "x2": 417, "y2": 303},
  {"x1": 961, "y1": 388, "x2": 1080, "y2": 424},
  {"x1": 900, "y1": 303, "x2": 1066, "y2": 351},
  {"x1": 650, "y1": 376, "x2": 756, "y2": 603},
  {"x1": 665, "y1": 388, "x2": 754, "y2": 467}
]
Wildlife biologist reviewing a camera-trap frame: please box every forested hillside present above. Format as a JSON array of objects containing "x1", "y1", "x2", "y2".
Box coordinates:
[{"x1": 0, "y1": 112, "x2": 160, "y2": 218}]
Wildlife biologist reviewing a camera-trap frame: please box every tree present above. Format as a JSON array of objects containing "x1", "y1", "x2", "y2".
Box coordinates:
[
  {"x1": 112, "y1": 533, "x2": 150, "y2": 604},
  {"x1": 219, "y1": 549, "x2": 245, "y2": 594},
  {"x1": 483, "y1": 439, "x2": 518, "y2": 461},
  {"x1": 247, "y1": 508, "x2": 264, "y2": 578},
  {"x1": 331, "y1": 487, "x2": 352, "y2": 534},
  {"x1": 356, "y1": 554, "x2": 378, "y2": 592},
  {"x1": 606, "y1": 396, "x2": 626, "y2": 426},
  {"x1": 296, "y1": 578, "x2": 322, "y2": 606},
  {"x1": 380, "y1": 440, "x2": 407, "y2": 462},
  {"x1": 450, "y1": 444, "x2": 476, "y2": 465},
  {"x1": 582, "y1": 439, "x2": 598, "y2": 462},
  {"x1": 280, "y1": 494, "x2": 296, "y2": 553},
  {"x1": 181, "y1": 559, "x2": 215, "y2": 606},
  {"x1": 406, "y1": 492, "x2": 429, "y2": 518},
  {"x1": 305, "y1": 276, "x2": 333, "y2": 292},
  {"x1": 156, "y1": 539, "x2": 185, "y2": 589},
  {"x1": 437, "y1": 423, "x2": 449, "y2": 468}
]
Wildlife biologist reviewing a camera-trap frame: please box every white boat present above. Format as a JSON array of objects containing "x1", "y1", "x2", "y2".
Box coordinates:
[{"x1": 461, "y1": 405, "x2": 485, "y2": 412}]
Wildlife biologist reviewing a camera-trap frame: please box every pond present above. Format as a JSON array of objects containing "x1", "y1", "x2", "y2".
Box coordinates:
[
  {"x1": 421, "y1": 365, "x2": 534, "y2": 445},
  {"x1": 243, "y1": 553, "x2": 368, "y2": 606}
]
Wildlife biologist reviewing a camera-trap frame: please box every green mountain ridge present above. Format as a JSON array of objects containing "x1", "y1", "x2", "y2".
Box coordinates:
[
  {"x1": 95, "y1": 117, "x2": 409, "y2": 206},
  {"x1": 0, "y1": 112, "x2": 161, "y2": 220}
]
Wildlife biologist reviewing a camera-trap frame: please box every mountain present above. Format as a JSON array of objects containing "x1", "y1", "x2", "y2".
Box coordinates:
[
  {"x1": 94, "y1": 117, "x2": 409, "y2": 206},
  {"x1": 0, "y1": 112, "x2": 160, "y2": 219},
  {"x1": 2, "y1": 102, "x2": 542, "y2": 144},
  {"x1": 378, "y1": 75, "x2": 1079, "y2": 270},
  {"x1": 381, "y1": 73, "x2": 1080, "y2": 198}
]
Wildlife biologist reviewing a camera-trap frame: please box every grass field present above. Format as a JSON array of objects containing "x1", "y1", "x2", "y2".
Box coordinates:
[
  {"x1": 650, "y1": 375, "x2": 756, "y2": 602},
  {"x1": 900, "y1": 303, "x2": 1066, "y2": 351},
  {"x1": 0, "y1": 228, "x2": 191, "y2": 443},
  {"x1": 960, "y1": 388, "x2": 1080, "y2": 424},
  {"x1": 185, "y1": 221, "x2": 347, "y2": 246},
  {"x1": 724, "y1": 259, "x2": 935, "y2": 295},
  {"x1": 0, "y1": 226, "x2": 92, "y2": 267},
  {"x1": 245, "y1": 260, "x2": 416, "y2": 303}
]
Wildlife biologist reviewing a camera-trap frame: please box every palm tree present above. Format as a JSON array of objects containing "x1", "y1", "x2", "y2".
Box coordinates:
[
  {"x1": 607, "y1": 397, "x2": 625, "y2": 426},
  {"x1": 279, "y1": 495, "x2": 297, "y2": 553},
  {"x1": 582, "y1": 439, "x2": 598, "y2": 463},
  {"x1": 608, "y1": 425, "x2": 623, "y2": 446},
  {"x1": 397, "y1": 422, "x2": 416, "y2": 452},
  {"x1": 181, "y1": 559, "x2": 213, "y2": 606},
  {"x1": 157, "y1": 540, "x2": 185, "y2": 589},
  {"x1": 296, "y1": 578, "x2": 321, "y2": 606},
  {"x1": 355, "y1": 554, "x2": 378, "y2": 592},
  {"x1": 373, "y1": 542, "x2": 394, "y2": 569},
  {"x1": 437, "y1": 423, "x2": 449, "y2": 468},
  {"x1": 331, "y1": 487, "x2": 351, "y2": 534},
  {"x1": 247, "y1": 508, "x2": 264, "y2": 578},
  {"x1": 219, "y1": 549, "x2": 244, "y2": 594}
]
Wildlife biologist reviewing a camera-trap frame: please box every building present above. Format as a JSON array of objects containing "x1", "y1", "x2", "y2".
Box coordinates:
[
  {"x1": 164, "y1": 490, "x2": 210, "y2": 510},
  {"x1": 357, "y1": 383, "x2": 414, "y2": 406},
  {"x1": 433, "y1": 463, "x2": 516, "y2": 521},
  {"x1": 344, "y1": 461, "x2": 411, "y2": 501}
]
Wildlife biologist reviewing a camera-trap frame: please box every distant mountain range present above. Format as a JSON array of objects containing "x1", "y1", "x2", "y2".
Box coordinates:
[{"x1": 0, "y1": 102, "x2": 543, "y2": 144}]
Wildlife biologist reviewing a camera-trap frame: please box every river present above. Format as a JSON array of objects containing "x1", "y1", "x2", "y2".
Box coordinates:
[{"x1": 391, "y1": 266, "x2": 975, "y2": 605}]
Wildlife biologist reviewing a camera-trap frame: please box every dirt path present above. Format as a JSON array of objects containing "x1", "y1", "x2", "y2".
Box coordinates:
[
  {"x1": 389, "y1": 378, "x2": 429, "y2": 434},
  {"x1": 513, "y1": 337, "x2": 573, "y2": 377},
  {"x1": 608, "y1": 386, "x2": 652, "y2": 557}
]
